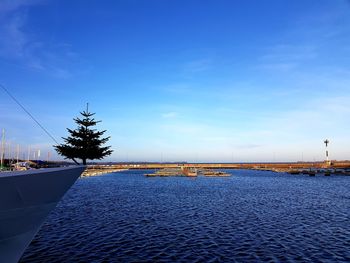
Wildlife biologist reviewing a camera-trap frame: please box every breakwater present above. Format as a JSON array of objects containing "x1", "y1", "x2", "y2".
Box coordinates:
[
  {"x1": 82, "y1": 167, "x2": 128, "y2": 177},
  {"x1": 89, "y1": 161, "x2": 350, "y2": 173},
  {"x1": 145, "y1": 167, "x2": 230, "y2": 177}
]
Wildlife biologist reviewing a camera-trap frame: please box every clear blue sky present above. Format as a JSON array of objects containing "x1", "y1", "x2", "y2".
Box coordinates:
[{"x1": 1, "y1": 0, "x2": 350, "y2": 162}]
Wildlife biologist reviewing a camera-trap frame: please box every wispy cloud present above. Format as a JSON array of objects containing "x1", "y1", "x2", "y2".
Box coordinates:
[
  {"x1": 0, "y1": 0, "x2": 42, "y2": 13},
  {"x1": 184, "y1": 58, "x2": 211, "y2": 73},
  {"x1": 257, "y1": 44, "x2": 317, "y2": 72},
  {"x1": 0, "y1": 11, "x2": 27, "y2": 58},
  {"x1": 257, "y1": 1, "x2": 350, "y2": 74},
  {"x1": 0, "y1": 0, "x2": 82, "y2": 78},
  {"x1": 253, "y1": 95, "x2": 350, "y2": 141},
  {"x1": 261, "y1": 45, "x2": 317, "y2": 61},
  {"x1": 235, "y1": 143, "x2": 262, "y2": 149},
  {"x1": 161, "y1": 112, "x2": 178, "y2": 118},
  {"x1": 292, "y1": 1, "x2": 350, "y2": 40},
  {"x1": 161, "y1": 122, "x2": 203, "y2": 135},
  {"x1": 161, "y1": 83, "x2": 194, "y2": 94}
]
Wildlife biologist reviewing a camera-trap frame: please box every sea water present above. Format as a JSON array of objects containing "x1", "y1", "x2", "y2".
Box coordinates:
[{"x1": 21, "y1": 170, "x2": 350, "y2": 262}]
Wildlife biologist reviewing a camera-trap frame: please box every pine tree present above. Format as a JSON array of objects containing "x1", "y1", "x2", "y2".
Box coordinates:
[{"x1": 54, "y1": 106, "x2": 113, "y2": 165}]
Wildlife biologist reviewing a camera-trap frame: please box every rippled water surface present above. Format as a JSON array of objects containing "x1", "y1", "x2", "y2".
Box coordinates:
[{"x1": 21, "y1": 170, "x2": 350, "y2": 262}]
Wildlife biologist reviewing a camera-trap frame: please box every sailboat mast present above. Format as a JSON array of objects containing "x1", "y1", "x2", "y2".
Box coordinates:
[
  {"x1": 27, "y1": 146, "x2": 30, "y2": 162},
  {"x1": 16, "y1": 144, "x2": 19, "y2": 164}
]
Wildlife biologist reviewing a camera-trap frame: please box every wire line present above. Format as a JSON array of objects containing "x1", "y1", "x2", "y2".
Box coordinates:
[
  {"x1": 1, "y1": 83, "x2": 80, "y2": 165},
  {"x1": 1, "y1": 83, "x2": 59, "y2": 144}
]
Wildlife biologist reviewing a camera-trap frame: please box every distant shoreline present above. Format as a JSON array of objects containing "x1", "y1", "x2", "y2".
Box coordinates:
[
  {"x1": 87, "y1": 161, "x2": 350, "y2": 169},
  {"x1": 83, "y1": 161, "x2": 350, "y2": 176}
]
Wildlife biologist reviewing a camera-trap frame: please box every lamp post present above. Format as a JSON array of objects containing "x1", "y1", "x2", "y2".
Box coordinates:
[{"x1": 324, "y1": 139, "x2": 330, "y2": 165}]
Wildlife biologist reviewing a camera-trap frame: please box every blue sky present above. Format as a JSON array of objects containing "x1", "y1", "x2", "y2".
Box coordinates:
[{"x1": 0, "y1": 0, "x2": 350, "y2": 162}]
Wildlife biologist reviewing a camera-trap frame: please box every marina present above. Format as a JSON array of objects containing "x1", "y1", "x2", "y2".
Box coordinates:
[{"x1": 1, "y1": 1, "x2": 349, "y2": 262}]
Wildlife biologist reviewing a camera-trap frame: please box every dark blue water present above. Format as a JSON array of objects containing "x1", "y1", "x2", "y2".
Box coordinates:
[{"x1": 21, "y1": 170, "x2": 350, "y2": 262}]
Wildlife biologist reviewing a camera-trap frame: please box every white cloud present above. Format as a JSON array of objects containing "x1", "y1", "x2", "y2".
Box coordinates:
[
  {"x1": 161, "y1": 83, "x2": 193, "y2": 94},
  {"x1": 261, "y1": 44, "x2": 318, "y2": 61},
  {"x1": 0, "y1": 0, "x2": 81, "y2": 78},
  {"x1": 0, "y1": 0, "x2": 43, "y2": 13},
  {"x1": 257, "y1": 44, "x2": 318, "y2": 72},
  {"x1": 0, "y1": 12, "x2": 27, "y2": 58},
  {"x1": 161, "y1": 123, "x2": 202, "y2": 135},
  {"x1": 258, "y1": 62, "x2": 298, "y2": 72},
  {"x1": 249, "y1": 95, "x2": 350, "y2": 143},
  {"x1": 161, "y1": 112, "x2": 178, "y2": 118},
  {"x1": 184, "y1": 58, "x2": 211, "y2": 73}
]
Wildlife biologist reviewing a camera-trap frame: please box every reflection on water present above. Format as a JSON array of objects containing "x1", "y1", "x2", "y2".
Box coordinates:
[{"x1": 21, "y1": 170, "x2": 350, "y2": 262}]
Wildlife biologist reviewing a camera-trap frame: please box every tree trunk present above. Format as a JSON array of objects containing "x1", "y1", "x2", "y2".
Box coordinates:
[{"x1": 83, "y1": 158, "x2": 87, "y2": 165}]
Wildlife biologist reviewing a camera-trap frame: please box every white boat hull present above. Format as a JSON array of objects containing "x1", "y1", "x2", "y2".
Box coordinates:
[{"x1": 0, "y1": 166, "x2": 85, "y2": 263}]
